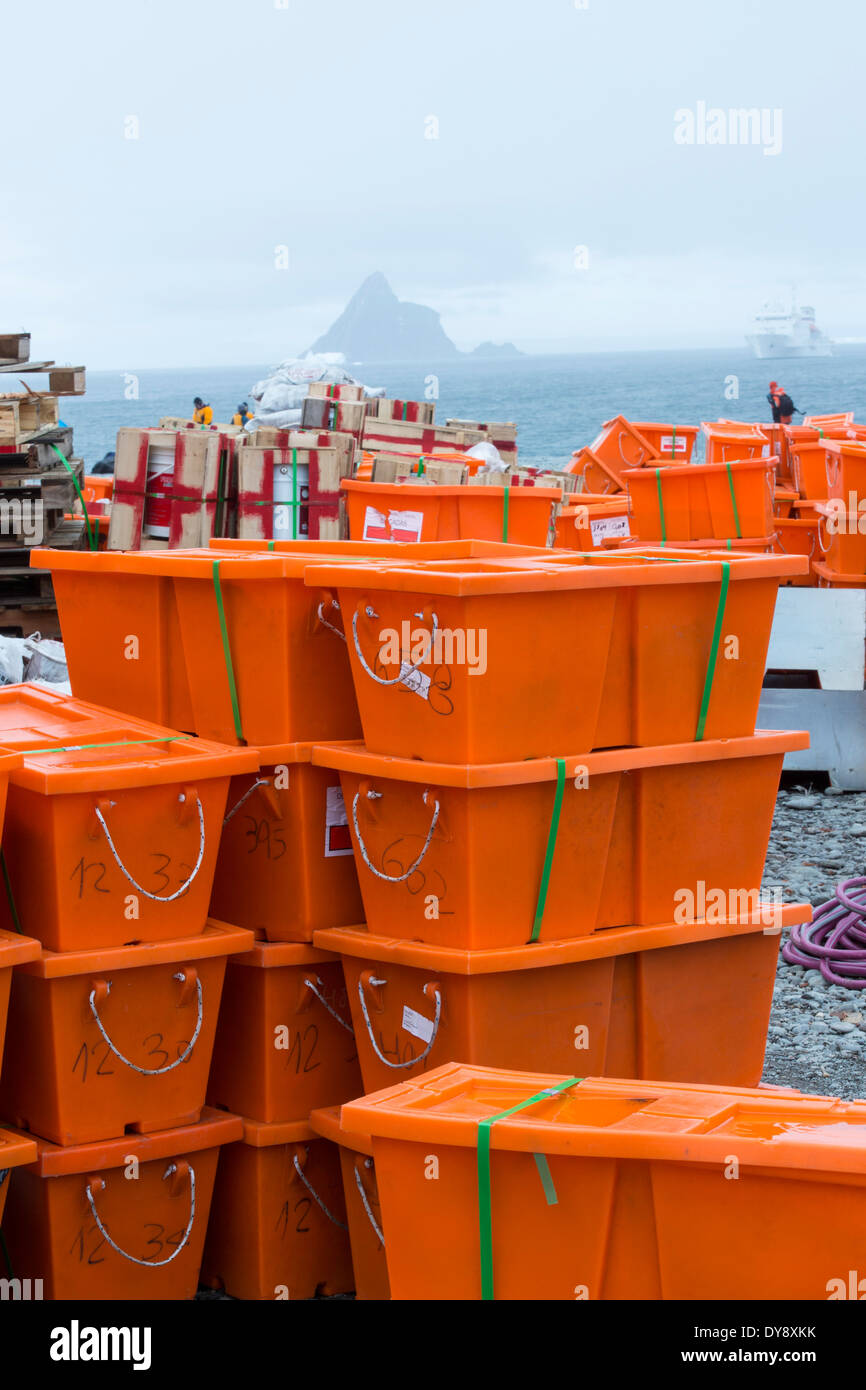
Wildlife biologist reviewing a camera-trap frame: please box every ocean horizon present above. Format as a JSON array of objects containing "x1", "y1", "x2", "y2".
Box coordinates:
[{"x1": 59, "y1": 345, "x2": 866, "y2": 470}]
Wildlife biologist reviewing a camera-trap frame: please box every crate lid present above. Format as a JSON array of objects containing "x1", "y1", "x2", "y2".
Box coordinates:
[
  {"x1": 16, "y1": 918, "x2": 254, "y2": 979},
  {"x1": 13, "y1": 1107, "x2": 244, "y2": 1177},
  {"x1": 0, "y1": 1124, "x2": 37, "y2": 1171},
  {"x1": 314, "y1": 903, "x2": 809, "y2": 976},
  {"x1": 341, "y1": 1064, "x2": 866, "y2": 1175},
  {"x1": 0, "y1": 927, "x2": 41, "y2": 969},
  {"x1": 310, "y1": 1105, "x2": 373, "y2": 1157},
  {"x1": 311, "y1": 729, "x2": 810, "y2": 790}
]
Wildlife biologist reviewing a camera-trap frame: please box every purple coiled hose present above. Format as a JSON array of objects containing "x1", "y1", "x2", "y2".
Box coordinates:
[{"x1": 783, "y1": 877, "x2": 866, "y2": 988}]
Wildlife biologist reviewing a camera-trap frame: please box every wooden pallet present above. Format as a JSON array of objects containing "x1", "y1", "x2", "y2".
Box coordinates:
[{"x1": 0, "y1": 601, "x2": 61, "y2": 640}]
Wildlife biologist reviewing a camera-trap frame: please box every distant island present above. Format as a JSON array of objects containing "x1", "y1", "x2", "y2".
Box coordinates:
[{"x1": 307, "y1": 272, "x2": 525, "y2": 362}]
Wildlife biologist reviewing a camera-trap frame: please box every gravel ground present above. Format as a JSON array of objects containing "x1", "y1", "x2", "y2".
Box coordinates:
[{"x1": 762, "y1": 784, "x2": 866, "y2": 1100}]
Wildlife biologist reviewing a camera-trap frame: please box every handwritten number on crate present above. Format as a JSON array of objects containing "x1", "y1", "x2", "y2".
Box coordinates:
[
  {"x1": 72, "y1": 1040, "x2": 116, "y2": 1082},
  {"x1": 243, "y1": 815, "x2": 287, "y2": 861},
  {"x1": 70, "y1": 1224, "x2": 106, "y2": 1265},
  {"x1": 285, "y1": 1024, "x2": 320, "y2": 1075},
  {"x1": 70, "y1": 859, "x2": 110, "y2": 899}
]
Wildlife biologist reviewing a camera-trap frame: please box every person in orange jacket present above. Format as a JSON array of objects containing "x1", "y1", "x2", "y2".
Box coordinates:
[
  {"x1": 192, "y1": 397, "x2": 213, "y2": 426},
  {"x1": 232, "y1": 402, "x2": 253, "y2": 427},
  {"x1": 767, "y1": 381, "x2": 798, "y2": 425}
]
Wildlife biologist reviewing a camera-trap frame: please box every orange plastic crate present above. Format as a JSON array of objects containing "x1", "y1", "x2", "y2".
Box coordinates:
[
  {"x1": 0, "y1": 920, "x2": 253, "y2": 1145},
  {"x1": 310, "y1": 1105, "x2": 390, "y2": 1301},
  {"x1": 207, "y1": 940, "x2": 362, "y2": 1123},
  {"x1": 316, "y1": 904, "x2": 809, "y2": 1095},
  {"x1": 0, "y1": 1109, "x2": 241, "y2": 1300},
  {"x1": 200, "y1": 1116, "x2": 354, "y2": 1300},
  {"x1": 341, "y1": 479, "x2": 558, "y2": 547},
  {"x1": 625, "y1": 458, "x2": 776, "y2": 541},
  {"x1": 341, "y1": 1063, "x2": 866, "y2": 1300},
  {"x1": 305, "y1": 549, "x2": 806, "y2": 762},
  {"x1": 0, "y1": 685, "x2": 257, "y2": 951}
]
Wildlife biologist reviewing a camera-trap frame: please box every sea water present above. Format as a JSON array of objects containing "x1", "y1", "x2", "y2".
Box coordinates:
[{"x1": 61, "y1": 346, "x2": 866, "y2": 471}]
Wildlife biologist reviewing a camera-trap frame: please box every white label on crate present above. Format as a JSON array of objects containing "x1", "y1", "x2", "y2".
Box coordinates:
[
  {"x1": 402, "y1": 1005, "x2": 435, "y2": 1045},
  {"x1": 398, "y1": 662, "x2": 431, "y2": 699},
  {"x1": 324, "y1": 785, "x2": 353, "y2": 857},
  {"x1": 362, "y1": 505, "x2": 391, "y2": 541},
  {"x1": 387, "y1": 509, "x2": 425, "y2": 543},
  {"x1": 661, "y1": 435, "x2": 688, "y2": 454},
  {"x1": 273, "y1": 462, "x2": 310, "y2": 536},
  {"x1": 590, "y1": 514, "x2": 631, "y2": 543}
]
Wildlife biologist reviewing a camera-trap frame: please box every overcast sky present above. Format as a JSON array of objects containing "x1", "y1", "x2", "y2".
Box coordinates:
[{"x1": 1, "y1": 0, "x2": 862, "y2": 367}]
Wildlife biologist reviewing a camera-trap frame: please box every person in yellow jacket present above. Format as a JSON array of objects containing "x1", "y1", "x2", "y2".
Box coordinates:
[
  {"x1": 192, "y1": 397, "x2": 213, "y2": 426},
  {"x1": 232, "y1": 402, "x2": 253, "y2": 427}
]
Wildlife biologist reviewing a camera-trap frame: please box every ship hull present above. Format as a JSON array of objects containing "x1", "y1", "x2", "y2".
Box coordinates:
[{"x1": 747, "y1": 334, "x2": 833, "y2": 359}]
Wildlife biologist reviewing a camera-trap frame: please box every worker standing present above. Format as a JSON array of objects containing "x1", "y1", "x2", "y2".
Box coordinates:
[
  {"x1": 767, "y1": 381, "x2": 798, "y2": 425},
  {"x1": 192, "y1": 396, "x2": 214, "y2": 427},
  {"x1": 232, "y1": 402, "x2": 254, "y2": 427}
]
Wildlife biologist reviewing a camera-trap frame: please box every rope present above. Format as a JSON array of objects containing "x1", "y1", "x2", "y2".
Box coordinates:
[
  {"x1": 316, "y1": 597, "x2": 346, "y2": 641},
  {"x1": 528, "y1": 758, "x2": 565, "y2": 943},
  {"x1": 223, "y1": 778, "x2": 270, "y2": 825},
  {"x1": 477, "y1": 1078, "x2": 582, "y2": 1301},
  {"x1": 292, "y1": 1151, "x2": 347, "y2": 1229},
  {"x1": 95, "y1": 793, "x2": 205, "y2": 900},
  {"x1": 694, "y1": 561, "x2": 730, "y2": 742},
  {"x1": 211, "y1": 560, "x2": 245, "y2": 742},
  {"x1": 351, "y1": 788, "x2": 439, "y2": 882},
  {"x1": 50, "y1": 444, "x2": 97, "y2": 552},
  {"x1": 88, "y1": 973, "x2": 203, "y2": 1073},
  {"x1": 303, "y1": 975, "x2": 354, "y2": 1033},
  {"x1": 783, "y1": 878, "x2": 866, "y2": 987},
  {"x1": 353, "y1": 1159, "x2": 385, "y2": 1246},
  {"x1": 85, "y1": 1163, "x2": 196, "y2": 1266},
  {"x1": 357, "y1": 974, "x2": 442, "y2": 1069},
  {"x1": 350, "y1": 606, "x2": 439, "y2": 686}
]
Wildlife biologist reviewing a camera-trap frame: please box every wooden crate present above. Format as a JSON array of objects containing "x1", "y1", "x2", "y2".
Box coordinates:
[{"x1": 0, "y1": 334, "x2": 30, "y2": 365}]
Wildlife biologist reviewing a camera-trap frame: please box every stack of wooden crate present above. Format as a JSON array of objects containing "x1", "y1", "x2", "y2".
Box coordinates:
[{"x1": 0, "y1": 332, "x2": 88, "y2": 637}]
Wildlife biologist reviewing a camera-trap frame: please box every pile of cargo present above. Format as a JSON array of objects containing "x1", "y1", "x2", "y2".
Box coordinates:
[
  {"x1": 562, "y1": 412, "x2": 866, "y2": 587},
  {"x1": 0, "y1": 529, "x2": 864, "y2": 1302}
]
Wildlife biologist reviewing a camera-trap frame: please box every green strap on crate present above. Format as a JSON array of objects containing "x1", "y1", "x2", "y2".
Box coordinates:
[
  {"x1": 528, "y1": 757, "x2": 566, "y2": 943},
  {"x1": 1, "y1": 849, "x2": 21, "y2": 934},
  {"x1": 402, "y1": 402, "x2": 409, "y2": 421},
  {"x1": 502, "y1": 486, "x2": 510, "y2": 542},
  {"x1": 49, "y1": 444, "x2": 97, "y2": 552},
  {"x1": 477, "y1": 1077, "x2": 582, "y2": 1300},
  {"x1": 533, "y1": 1154, "x2": 560, "y2": 1205},
  {"x1": 417, "y1": 456, "x2": 425, "y2": 476},
  {"x1": 655, "y1": 467, "x2": 666, "y2": 544},
  {"x1": 695, "y1": 560, "x2": 731, "y2": 742},
  {"x1": 211, "y1": 560, "x2": 245, "y2": 742},
  {"x1": 725, "y1": 462, "x2": 743, "y2": 538},
  {"x1": 267, "y1": 539, "x2": 276, "y2": 551}
]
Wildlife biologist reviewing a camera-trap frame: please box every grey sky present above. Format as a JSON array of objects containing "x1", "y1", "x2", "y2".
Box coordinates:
[{"x1": 1, "y1": 0, "x2": 862, "y2": 366}]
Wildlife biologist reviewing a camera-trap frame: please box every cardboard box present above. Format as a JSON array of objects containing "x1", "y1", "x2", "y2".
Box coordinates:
[
  {"x1": 246, "y1": 427, "x2": 356, "y2": 474},
  {"x1": 300, "y1": 398, "x2": 367, "y2": 437},
  {"x1": 307, "y1": 381, "x2": 364, "y2": 402},
  {"x1": 108, "y1": 427, "x2": 236, "y2": 550},
  {"x1": 369, "y1": 398, "x2": 436, "y2": 425},
  {"x1": 236, "y1": 444, "x2": 352, "y2": 541},
  {"x1": 361, "y1": 418, "x2": 489, "y2": 456},
  {"x1": 445, "y1": 418, "x2": 518, "y2": 462}
]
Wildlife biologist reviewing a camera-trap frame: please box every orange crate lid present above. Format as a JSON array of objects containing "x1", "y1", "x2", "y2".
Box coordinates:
[
  {"x1": 341, "y1": 1063, "x2": 866, "y2": 1175},
  {"x1": 10, "y1": 1107, "x2": 244, "y2": 1177},
  {"x1": 15, "y1": 918, "x2": 255, "y2": 979},
  {"x1": 305, "y1": 547, "x2": 807, "y2": 594},
  {"x1": 314, "y1": 903, "x2": 811, "y2": 976},
  {"x1": 0, "y1": 1124, "x2": 38, "y2": 1171},
  {"x1": 0, "y1": 927, "x2": 41, "y2": 969},
  {"x1": 310, "y1": 1105, "x2": 373, "y2": 1157},
  {"x1": 225, "y1": 939, "x2": 339, "y2": 971},
  {"x1": 311, "y1": 729, "x2": 810, "y2": 789},
  {"x1": 0, "y1": 685, "x2": 258, "y2": 793},
  {"x1": 236, "y1": 1116, "x2": 316, "y2": 1148}
]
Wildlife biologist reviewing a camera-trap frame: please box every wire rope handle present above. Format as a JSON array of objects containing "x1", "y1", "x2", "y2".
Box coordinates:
[
  {"x1": 351, "y1": 786, "x2": 439, "y2": 882},
  {"x1": 85, "y1": 1162, "x2": 196, "y2": 1267},
  {"x1": 94, "y1": 791, "x2": 205, "y2": 901},
  {"x1": 291, "y1": 1149, "x2": 347, "y2": 1230},
  {"x1": 357, "y1": 972, "x2": 442, "y2": 1069},
  {"x1": 316, "y1": 594, "x2": 347, "y2": 641},
  {"x1": 353, "y1": 1157, "x2": 384, "y2": 1246},
  {"x1": 350, "y1": 604, "x2": 439, "y2": 686},
  {"x1": 223, "y1": 777, "x2": 270, "y2": 825},
  {"x1": 88, "y1": 970, "x2": 203, "y2": 1075},
  {"x1": 302, "y1": 975, "x2": 354, "y2": 1034}
]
